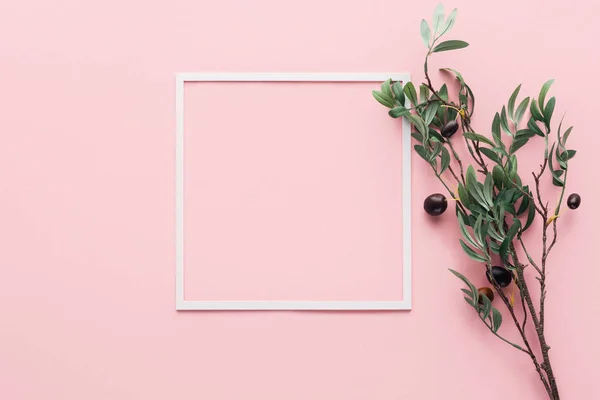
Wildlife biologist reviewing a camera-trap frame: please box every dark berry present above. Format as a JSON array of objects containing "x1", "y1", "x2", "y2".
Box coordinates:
[
  {"x1": 486, "y1": 266, "x2": 512, "y2": 288},
  {"x1": 441, "y1": 120, "x2": 459, "y2": 138},
  {"x1": 477, "y1": 287, "x2": 495, "y2": 303},
  {"x1": 567, "y1": 193, "x2": 581, "y2": 210},
  {"x1": 423, "y1": 193, "x2": 447, "y2": 216}
]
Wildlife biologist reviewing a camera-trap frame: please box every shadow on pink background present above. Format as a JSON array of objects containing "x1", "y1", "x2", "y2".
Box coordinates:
[{"x1": 0, "y1": 0, "x2": 598, "y2": 399}]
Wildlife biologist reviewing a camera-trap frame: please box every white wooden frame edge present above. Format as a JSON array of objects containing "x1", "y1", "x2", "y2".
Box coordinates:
[{"x1": 175, "y1": 72, "x2": 412, "y2": 311}]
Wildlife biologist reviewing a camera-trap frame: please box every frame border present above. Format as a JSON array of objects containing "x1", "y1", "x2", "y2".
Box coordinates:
[{"x1": 176, "y1": 72, "x2": 412, "y2": 310}]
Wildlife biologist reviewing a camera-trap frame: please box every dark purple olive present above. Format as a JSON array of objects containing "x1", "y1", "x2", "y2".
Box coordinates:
[
  {"x1": 423, "y1": 193, "x2": 447, "y2": 216},
  {"x1": 441, "y1": 120, "x2": 459, "y2": 138},
  {"x1": 478, "y1": 287, "x2": 494, "y2": 303},
  {"x1": 486, "y1": 266, "x2": 512, "y2": 288},
  {"x1": 567, "y1": 193, "x2": 581, "y2": 210}
]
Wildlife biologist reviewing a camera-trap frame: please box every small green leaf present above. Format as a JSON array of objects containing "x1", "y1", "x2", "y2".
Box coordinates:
[
  {"x1": 411, "y1": 132, "x2": 423, "y2": 142},
  {"x1": 420, "y1": 84, "x2": 430, "y2": 103},
  {"x1": 523, "y1": 199, "x2": 536, "y2": 232},
  {"x1": 407, "y1": 114, "x2": 427, "y2": 137},
  {"x1": 480, "y1": 148, "x2": 502, "y2": 165},
  {"x1": 515, "y1": 97, "x2": 530, "y2": 124},
  {"x1": 424, "y1": 102, "x2": 440, "y2": 125},
  {"x1": 562, "y1": 126, "x2": 573, "y2": 146},
  {"x1": 516, "y1": 191, "x2": 530, "y2": 215},
  {"x1": 441, "y1": 8, "x2": 458, "y2": 35},
  {"x1": 429, "y1": 142, "x2": 443, "y2": 162},
  {"x1": 420, "y1": 19, "x2": 431, "y2": 48},
  {"x1": 507, "y1": 154, "x2": 518, "y2": 181},
  {"x1": 507, "y1": 84, "x2": 522, "y2": 121},
  {"x1": 479, "y1": 291, "x2": 492, "y2": 320},
  {"x1": 449, "y1": 269, "x2": 480, "y2": 306},
  {"x1": 372, "y1": 90, "x2": 394, "y2": 108},
  {"x1": 539, "y1": 79, "x2": 555, "y2": 110},
  {"x1": 392, "y1": 82, "x2": 405, "y2": 106},
  {"x1": 492, "y1": 165, "x2": 505, "y2": 190},
  {"x1": 527, "y1": 118, "x2": 544, "y2": 137},
  {"x1": 491, "y1": 308, "x2": 502, "y2": 333},
  {"x1": 381, "y1": 79, "x2": 393, "y2": 99},
  {"x1": 440, "y1": 146, "x2": 450, "y2": 174},
  {"x1": 403, "y1": 82, "x2": 419, "y2": 106},
  {"x1": 458, "y1": 183, "x2": 471, "y2": 208},
  {"x1": 414, "y1": 144, "x2": 429, "y2": 161},
  {"x1": 483, "y1": 174, "x2": 494, "y2": 207},
  {"x1": 460, "y1": 239, "x2": 488, "y2": 263},
  {"x1": 432, "y1": 3, "x2": 445, "y2": 34},
  {"x1": 432, "y1": 40, "x2": 469, "y2": 53},
  {"x1": 510, "y1": 137, "x2": 529, "y2": 154},
  {"x1": 458, "y1": 212, "x2": 479, "y2": 249},
  {"x1": 500, "y1": 106, "x2": 511, "y2": 135},
  {"x1": 492, "y1": 112, "x2": 502, "y2": 145},
  {"x1": 544, "y1": 97, "x2": 556, "y2": 127},
  {"x1": 389, "y1": 106, "x2": 410, "y2": 118},
  {"x1": 499, "y1": 219, "x2": 521, "y2": 263},
  {"x1": 438, "y1": 84, "x2": 449, "y2": 102},
  {"x1": 463, "y1": 132, "x2": 496, "y2": 147},
  {"x1": 530, "y1": 98, "x2": 544, "y2": 121}
]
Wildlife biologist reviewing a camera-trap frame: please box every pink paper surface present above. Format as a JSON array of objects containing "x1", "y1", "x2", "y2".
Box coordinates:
[
  {"x1": 0, "y1": 0, "x2": 598, "y2": 399},
  {"x1": 183, "y1": 81, "x2": 404, "y2": 301}
]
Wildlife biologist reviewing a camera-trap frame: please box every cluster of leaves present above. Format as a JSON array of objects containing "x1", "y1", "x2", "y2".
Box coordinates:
[{"x1": 371, "y1": 4, "x2": 576, "y2": 336}]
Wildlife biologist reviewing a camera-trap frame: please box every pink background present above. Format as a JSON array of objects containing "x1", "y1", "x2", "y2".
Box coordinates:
[
  {"x1": 183, "y1": 81, "x2": 404, "y2": 301},
  {"x1": 0, "y1": 0, "x2": 598, "y2": 399}
]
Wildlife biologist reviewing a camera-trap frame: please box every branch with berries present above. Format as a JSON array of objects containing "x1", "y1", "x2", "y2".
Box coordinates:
[{"x1": 372, "y1": 5, "x2": 578, "y2": 400}]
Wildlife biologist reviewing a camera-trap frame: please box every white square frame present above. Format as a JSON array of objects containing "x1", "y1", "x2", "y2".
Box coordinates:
[{"x1": 176, "y1": 72, "x2": 412, "y2": 310}]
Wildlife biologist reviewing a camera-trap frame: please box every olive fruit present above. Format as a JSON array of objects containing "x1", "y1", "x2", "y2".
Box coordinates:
[
  {"x1": 567, "y1": 193, "x2": 581, "y2": 210},
  {"x1": 486, "y1": 266, "x2": 512, "y2": 288},
  {"x1": 441, "y1": 120, "x2": 459, "y2": 138},
  {"x1": 477, "y1": 287, "x2": 494, "y2": 303},
  {"x1": 423, "y1": 193, "x2": 447, "y2": 216}
]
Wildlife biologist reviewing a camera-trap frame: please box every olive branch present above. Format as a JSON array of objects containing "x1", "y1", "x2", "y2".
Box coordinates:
[{"x1": 372, "y1": 4, "x2": 578, "y2": 400}]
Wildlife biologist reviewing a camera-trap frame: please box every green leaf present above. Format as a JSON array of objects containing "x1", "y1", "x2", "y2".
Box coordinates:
[
  {"x1": 479, "y1": 291, "x2": 492, "y2": 320},
  {"x1": 432, "y1": 40, "x2": 469, "y2": 53},
  {"x1": 372, "y1": 90, "x2": 394, "y2": 108},
  {"x1": 441, "y1": 8, "x2": 458, "y2": 35},
  {"x1": 507, "y1": 154, "x2": 518, "y2": 181},
  {"x1": 429, "y1": 142, "x2": 443, "y2": 162},
  {"x1": 463, "y1": 132, "x2": 496, "y2": 147},
  {"x1": 403, "y1": 82, "x2": 419, "y2": 106},
  {"x1": 381, "y1": 79, "x2": 393, "y2": 100},
  {"x1": 499, "y1": 219, "x2": 521, "y2": 263},
  {"x1": 392, "y1": 82, "x2": 405, "y2": 106},
  {"x1": 420, "y1": 19, "x2": 431, "y2": 48},
  {"x1": 424, "y1": 102, "x2": 440, "y2": 125},
  {"x1": 420, "y1": 84, "x2": 430, "y2": 103},
  {"x1": 480, "y1": 147, "x2": 502, "y2": 165},
  {"x1": 527, "y1": 118, "x2": 544, "y2": 137},
  {"x1": 407, "y1": 114, "x2": 427, "y2": 137},
  {"x1": 523, "y1": 199, "x2": 536, "y2": 232},
  {"x1": 458, "y1": 212, "x2": 479, "y2": 249},
  {"x1": 510, "y1": 137, "x2": 529, "y2": 154},
  {"x1": 411, "y1": 131, "x2": 423, "y2": 142},
  {"x1": 389, "y1": 106, "x2": 410, "y2": 118},
  {"x1": 414, "y1": 144, "x2": 428, "y2": 161},
  {"x1": 562, "y1": 126, "x2": 573, "y2": 146},
  {"x1": 483, "y1": 174, "x2": 494, "y2": 207},
  {"x1": 432, "y1": 3, "x2": 445, "y2": 34},
  {"x1": 530, "y1": 98, "x2": 544, "y2": 121},
  {"x1": 544, "y1": 97, "x2": 556, "y2": 127},
  {"x1": 438, "y1": 84, "x2": 449, "y2": 102},
  {"x1": 458, "y1": 183, "x2": 471, "y2": 208},
  {"x1": 500, "y1": 106, "x2": 511, "y2": 135},
  {"x1": 516, "y1": 191, "x2": 530, "y2": 215},
  {"x1": 548, "y1": 143, "x2": 564, "y2": 186},
  {"x1": 460, "y1": 239, "x2": 488, "y2": 263},
  {"x1": 449, "y1": 269, "x2": 480, "y2": 306},
  {"x1": 539, "y1": 79, "x2": 555, "y2": 110},
  {"x1": 507, "y1": 84, "x2": 522, "y2": 121},
  {"x1": 440, "y1": 68, "x2": 465, "y2": 87},
  {"x1": 428, "y1": 127, "x2": 446, "y2": 143},
  {"x1": 492, "y1": 165, "x2": 505, "y2": 190},
  {"x1": 440, "y1": 146, "x2": 451, "y2": 175},
  {"x1": 515, "y1": 97, "x2": 530, "y2": 124},
  {"x1": 491, "y1": 112, "x2": 502, "y2": 145},
  {"x1": 491, "y1": 308, "x2": 502, "y2": 333}
]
